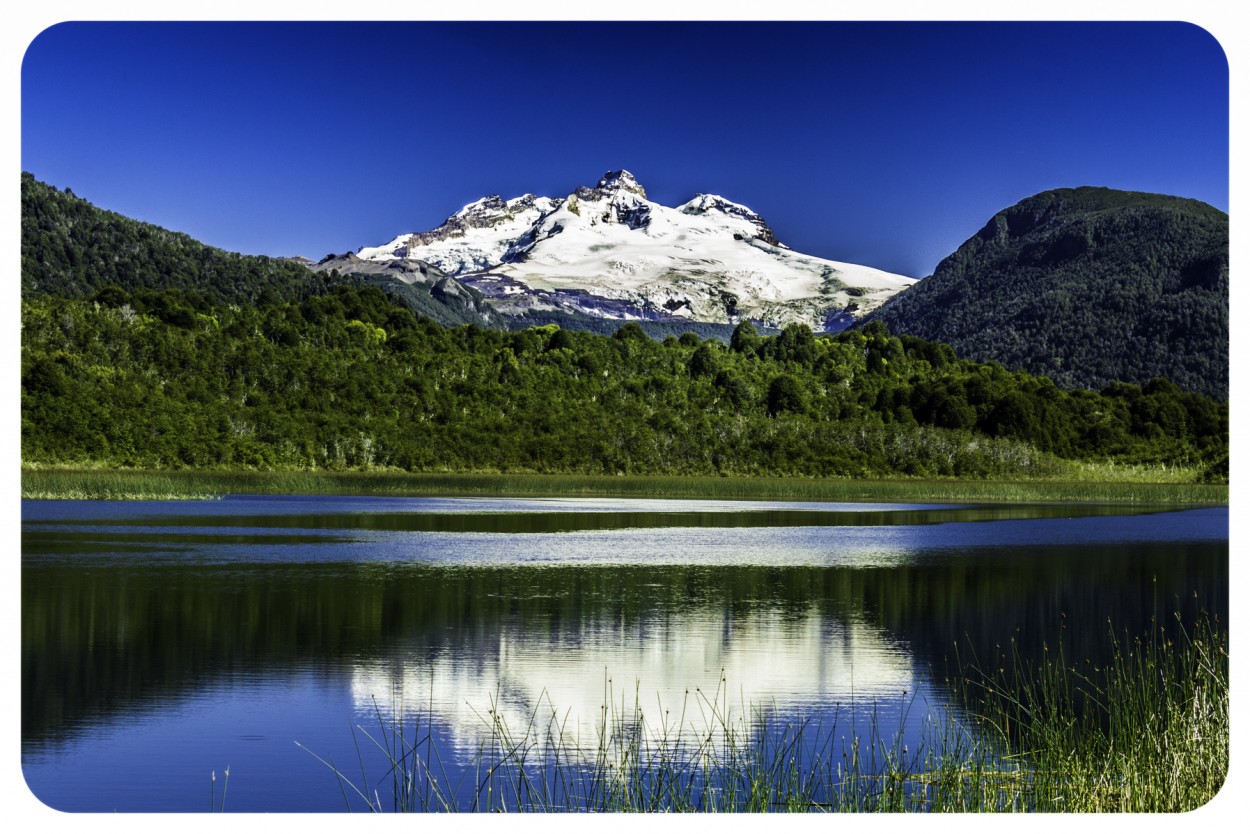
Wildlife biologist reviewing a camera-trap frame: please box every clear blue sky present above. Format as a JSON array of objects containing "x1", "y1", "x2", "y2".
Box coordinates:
[{"x1": 21, "y1": 21, "x2": 1229, "y2": 278}]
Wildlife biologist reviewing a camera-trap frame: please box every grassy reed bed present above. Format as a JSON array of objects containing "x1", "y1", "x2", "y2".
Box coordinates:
[
  {"x1": 953, "y1": 610, "x2": 1229, "y2": 812},
  {"x1": 21, "y1": 467, "x2": 1228, "y2": 504},
  {"x1": 304, "y1": 613, "x2": 1227, "y2": 813}
]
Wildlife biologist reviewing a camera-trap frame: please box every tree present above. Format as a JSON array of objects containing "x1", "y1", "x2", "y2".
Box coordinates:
[
  {"x1": 730, "y1": 321, "x2": 761, "y2": 354},
  {"x1": 688, "y1": 343, "x2": 719, "y2": 377},
  {"x1": 766, "y1": 374, "x2": 805, "y2": 416},
  {"x1": 985, "y1": 392, "x2": 1039, "y2": 439},
  {"x1": 614, "y1": 322, "x2": 648, "y2": 342},
  {"x1": 771, "y1": 323, "x2": 816, "y2": 365}
]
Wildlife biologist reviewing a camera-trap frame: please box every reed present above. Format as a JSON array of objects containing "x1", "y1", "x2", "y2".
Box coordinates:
[
  {"x1": 209, "y1": 766, "x2": 230, "y2": 812},
  {"x1": 302, "y1": 612, "x2": 1227, "y2": 812},
  {"x1": 21, "y1": 467, "x2": 1228, "y2": 504}
]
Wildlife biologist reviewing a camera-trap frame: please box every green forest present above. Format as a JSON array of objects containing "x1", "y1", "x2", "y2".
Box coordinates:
[
  {"x1": 870, "y1": 187, "x2": 1229, "y2": 399},
  {"x1": 21, "y1": 284, "x2": 1227, "y2": 481}
]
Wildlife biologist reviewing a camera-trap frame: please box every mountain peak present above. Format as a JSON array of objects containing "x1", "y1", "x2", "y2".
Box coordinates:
[
  {"x1": 595, "y1": 170, "x2": 646, "y2": 198},
  {"x1": 679, "y1": 193, "x2": 785, "y2": 248},
  {"x1": 450, "y1": 194, "x2": 498, "y2": 215}
]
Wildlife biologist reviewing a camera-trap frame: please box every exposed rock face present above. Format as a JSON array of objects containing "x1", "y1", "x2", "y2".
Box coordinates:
[
  {"x1": 409, "y1": 194, "x2": 558, "y2": 247},
  {"x1": 314, "y1": 251, "x2": 449, "y2": 284},
  {"x1": 594, "y1": 169, "x2": 647, "y2": 198},
  {"x1": 357, "y1": 194, "x2": 558, "y2": 272},
  {"x1": 309, "y1": 252, "x2": 504, "y2": 328}
]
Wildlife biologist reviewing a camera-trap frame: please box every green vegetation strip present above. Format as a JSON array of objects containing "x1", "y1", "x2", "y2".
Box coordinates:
[
  {"x1": 23, "y1": 283, "x2": 1227, "y2": 483},
  {"x1": 21, "y1": 468, "x2": 1228, "y2": 504}
]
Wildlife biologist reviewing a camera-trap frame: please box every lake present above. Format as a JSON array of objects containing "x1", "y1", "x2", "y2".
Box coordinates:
[{"x1": 21, "y1": 495, "x2": 1227, "y2": 812}]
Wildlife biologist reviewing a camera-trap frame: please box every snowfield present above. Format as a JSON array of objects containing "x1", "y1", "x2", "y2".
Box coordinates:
[{"x1": 355, "y1": 170, "x2": 915, "y2": 331}]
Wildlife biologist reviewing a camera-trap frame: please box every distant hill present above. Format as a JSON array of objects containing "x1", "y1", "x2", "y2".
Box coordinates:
[
  {"x1": 866, "y1": 187, "x2": 1228, "y2": 400},
  {"x1": 20, "y1": 172, "x2": 500, "y2": 328}
]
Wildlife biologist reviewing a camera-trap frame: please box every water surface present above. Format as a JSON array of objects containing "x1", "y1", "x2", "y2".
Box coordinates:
[{"x1": 21, "y1": 495, "x2": 1227, "y2": 812}]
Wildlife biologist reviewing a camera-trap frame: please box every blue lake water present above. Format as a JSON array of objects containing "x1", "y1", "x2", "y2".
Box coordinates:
[{"x1": 20, "y1": 496, "x2": 1228, "y2": 812}]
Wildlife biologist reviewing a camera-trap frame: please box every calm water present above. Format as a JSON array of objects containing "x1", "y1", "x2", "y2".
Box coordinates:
[{"x1": 21, "y1": 496, "x2": 1227, "y2": 812}]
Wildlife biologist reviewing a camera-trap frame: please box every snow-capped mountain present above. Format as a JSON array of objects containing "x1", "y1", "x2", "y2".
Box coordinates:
[{"x1": 355, "y1": 170, "x2": 916, "y2": 332}]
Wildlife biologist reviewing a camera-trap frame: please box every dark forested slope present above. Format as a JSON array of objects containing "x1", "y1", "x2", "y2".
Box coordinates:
[
  {"x1": 20, "y1": 172, "x2": 500, "y2": 328},
  {"x1": 21, "y1": 172, "x2": 333, "y2": 304},
  {"x1": 867, "y1": 187, "x2": 1228, "y2": 399}
]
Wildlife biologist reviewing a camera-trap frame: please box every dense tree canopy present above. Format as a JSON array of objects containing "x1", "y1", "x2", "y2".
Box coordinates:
[{"x1": 21, "y1": 287, "x2": 1227, "y2": 480}]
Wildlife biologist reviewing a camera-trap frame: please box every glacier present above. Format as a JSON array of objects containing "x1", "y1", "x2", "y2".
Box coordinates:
[{"x1": 353, "y1": 170, "x2": 916, "y2": 332}]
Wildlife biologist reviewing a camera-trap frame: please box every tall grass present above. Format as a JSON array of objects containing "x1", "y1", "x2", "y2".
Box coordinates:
[
  {"x1": 954, "y1": 610, "x2": 1228, "y2": 812},
  {"x1": 302, "y1": 613, "x2": 1227, "y2": 812},
  {"x1": 21, "y1": 467, "x2": 1228, "y2": 504}
]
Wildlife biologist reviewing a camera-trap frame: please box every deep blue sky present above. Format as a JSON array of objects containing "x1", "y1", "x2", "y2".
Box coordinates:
[{"x1": 21, "y1": 21, "x2": 1229, "y2": 278}]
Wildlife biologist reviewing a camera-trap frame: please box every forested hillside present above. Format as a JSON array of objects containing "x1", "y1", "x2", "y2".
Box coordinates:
[
  {"x1": 21, "y1": 172, "x2": 331, "y2": 304},
  {"x1": 21, "y1": 286, "x2": 1227, "y2": 480},
  {"x1": 867, "y1": 187, "x2": 1229, "y2": 399},
  {"x1": 21, "y1": 172, "x2": 500, "y2": 327}
]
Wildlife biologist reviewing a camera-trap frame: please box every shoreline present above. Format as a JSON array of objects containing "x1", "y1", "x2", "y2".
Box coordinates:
[{"x1": 19, "y1": 467, "x2": 1229, "y2": 504}]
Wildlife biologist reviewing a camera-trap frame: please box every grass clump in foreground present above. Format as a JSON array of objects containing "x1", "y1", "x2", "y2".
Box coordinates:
[
  {"x1": 951, "y1": 608, "x2": 1228, "y2": 812},
  {"x1": 303, "y1": 612, "x2": 1227, "y2": 813},
  {"x1": 21, "y1": 467, "x2": 1228, "y2": 504}
]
